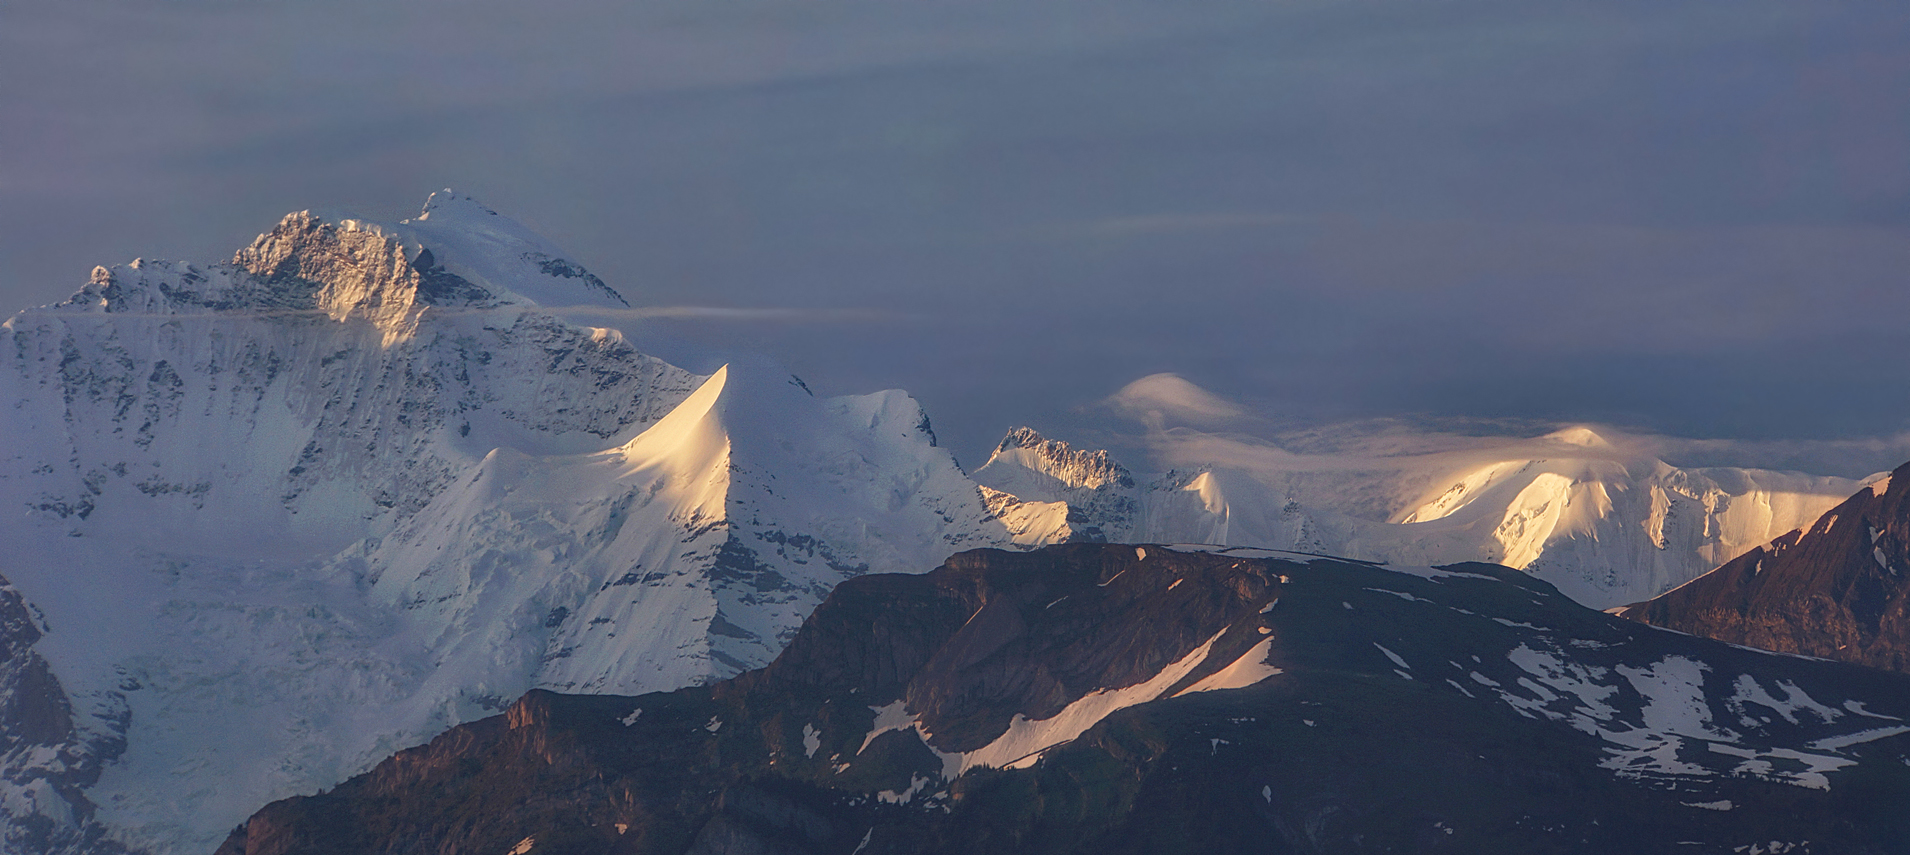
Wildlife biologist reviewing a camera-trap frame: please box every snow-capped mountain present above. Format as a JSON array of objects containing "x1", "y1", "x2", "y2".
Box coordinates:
[
  {"x1": 972, "y1": 426, "x2": 1872, "y2": 609},
  {"x1": 0, "y1": 194, "x2": 1041, "y2": 854},
  {"x1": 0, "y1": 191, "x2": 1881, "y2": 854},
  {"x1": 351, "y1": 357, "x2": 1015, "y2": 703}
]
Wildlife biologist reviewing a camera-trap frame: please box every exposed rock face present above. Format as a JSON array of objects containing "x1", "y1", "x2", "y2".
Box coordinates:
[
  {"x1": 1620, "y1": 464, "x2": 1910, "y2": 673},
  {"x1": 219, "y1": 544, "x2": 1910, "y2": 855},
  {"x1": 235, "y1": 210, "x2": 489, "y2": 341}
]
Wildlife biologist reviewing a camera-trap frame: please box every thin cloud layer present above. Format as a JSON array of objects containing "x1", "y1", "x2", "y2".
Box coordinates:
[
  {"x1": 550, "y1": 305, "x2": 910, "y2": 323},
  {"x1": 1103, "y1": 373, "x2": 1249, "y2": 428},
  {"x1": 1102, "y1": 373, "x2": 1910, "y2": 483}
]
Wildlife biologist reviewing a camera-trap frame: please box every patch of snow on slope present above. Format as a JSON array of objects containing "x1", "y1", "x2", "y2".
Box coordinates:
[
  {"x1": 854, "y1": 630, "x2": 1232, "y2": 781},
  {"x1": 1706, "y1": 743, "x2": 1854, "y2": 791},
  {"x1": 878, "y1": 774, "x2": 933, "y2": 805},
  {"x1": 955, "y1": 629, "x2": 1227, "y2": 774},
  {"x1": 1175, "y1": 637, "x2": 1281, "y2": 695},
  {"x1": 1479, "y1": 647, "x2": 1894, "y2": 791},
  {"x1": 1373, "y1": 643, "x2": 1410, "y2": 671},
  {"x1": 1600, "y1": 656, "x2": 1738, "y2": 777},
  {"x1": 1807, "y1": 727, "x2": 1910, "y2": 751},
  {"x1": 1727, "y1": 676, "x2": 1842, "y2": 726},
  {"x1": 860, "y1": 701, "x2": 919, "y2": 755},
  {"x1": 1845, "y1": 701, "x2": 1901, "y2": 720},
  {"x1": 1503, "y1": 645, "x2": 1618, "y2": 736}
]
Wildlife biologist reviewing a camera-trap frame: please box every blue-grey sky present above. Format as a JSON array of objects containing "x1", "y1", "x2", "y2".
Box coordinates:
[{"x1": 5, "y1": 0, "x2": 1910, "y2": 472}]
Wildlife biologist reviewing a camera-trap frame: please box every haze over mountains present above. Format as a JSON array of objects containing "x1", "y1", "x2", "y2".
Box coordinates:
[{"x1": 0, "y1": 195, "x2": 1899, "y2": 853}]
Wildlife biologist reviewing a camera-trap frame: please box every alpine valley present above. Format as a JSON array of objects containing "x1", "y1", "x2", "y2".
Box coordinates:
[{"x1": 0, "y1": 194, "x2": 1896, "y2": 854}]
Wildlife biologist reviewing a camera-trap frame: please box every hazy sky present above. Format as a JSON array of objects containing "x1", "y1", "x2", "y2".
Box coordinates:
[{"x1": 5, "y1": 0, "x2": 1910, "y2": 471}]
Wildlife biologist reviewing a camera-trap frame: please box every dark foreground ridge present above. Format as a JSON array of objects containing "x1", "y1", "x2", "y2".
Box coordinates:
[
  {"x1": 220, "y1": 544, "x2": 1910, "y2": 855},
  {"x1": 1621, "y1": 462, "x2": 1910, "y2": 676}
]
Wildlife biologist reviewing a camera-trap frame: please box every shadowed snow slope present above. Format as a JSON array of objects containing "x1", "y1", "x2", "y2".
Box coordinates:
[
  {"x1": 972, "y1": 426, "x2": 1871, "y2": 609},
  {"x1": 0, "y1": 195, "x2": 1041, "y2": 854}
]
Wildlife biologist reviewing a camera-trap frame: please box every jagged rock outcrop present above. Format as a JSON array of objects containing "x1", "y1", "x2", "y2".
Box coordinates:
[
  {"x1": 1620, "y1": 464, "x2": 1910, "y2": 673},
  {"x1": 219, "y1": 544, "x2": 1910, "y2": 855}
]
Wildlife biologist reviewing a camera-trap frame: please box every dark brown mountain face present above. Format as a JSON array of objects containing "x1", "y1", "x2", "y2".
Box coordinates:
[
  {"x1": 220, "y1": 544, "x2": 1910, "y2": 855},
  {"x1": 1619, "y1": 462, "x2": 1910, "y2": 673}
]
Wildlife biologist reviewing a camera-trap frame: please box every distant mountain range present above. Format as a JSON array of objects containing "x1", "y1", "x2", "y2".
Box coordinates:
[
  {"x1": 0, "y1": 194, "x2": 1889, "y2": 853},
  {"x1": 973, "y1": 424, "x2": 1872, "y2": 608}
]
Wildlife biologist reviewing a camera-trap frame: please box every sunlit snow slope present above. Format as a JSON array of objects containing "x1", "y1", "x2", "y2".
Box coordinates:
[
  {"x1": 0, "y1": 194, "x2": 1040, "y2": 855},
  {"x1": 972, "y1": 427, "x2": 1872, "y2": 609}
]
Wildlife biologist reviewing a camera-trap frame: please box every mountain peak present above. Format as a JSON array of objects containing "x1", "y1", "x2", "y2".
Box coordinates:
[
  {"x1": 215, "y1": 193, "x2": 630, "y2": 336},
  {"x1": 412, "y1": 189, "x2": 503, "y2": 223},
  {"x1": 230, "y1": 210, "x2": 489, "y2": 342},
  {"x1": 399, "y1": 189, "x2": 629, "y2": 310},
  {"x1": 1543, "y1": 425, "x2": 1614, "y2": 449},
  {"x1": 994, "y1": 425, "x2": 1050, "y2": 453},
  {"x1": 979, "y1": 427, "x2": 1134, "y2": 494}
]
